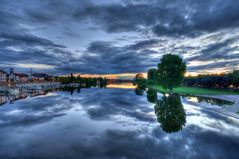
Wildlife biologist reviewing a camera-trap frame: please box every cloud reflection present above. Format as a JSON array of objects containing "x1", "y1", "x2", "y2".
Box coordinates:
[{"x1": 0, "y1": 88, "x2": 239, "y2": 158}]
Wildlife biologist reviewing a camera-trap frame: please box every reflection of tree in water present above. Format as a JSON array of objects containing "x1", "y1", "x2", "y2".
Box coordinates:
[
  {"x1": 190, "y1": 95, "x2": 233, "y2": 107},
  {"x1": 77, "y1": 87, "x2": 81, "y2": 93},
  {"x1": 60, "y1": 84, "x2": 106, "y2": 95},
  {"x1": 146, "y1": 89, "x2": 157, "y2": 104},
  {"x1": 60, "y1": 87, "x2": 76, "y2": 95},
  {"x1": 134, "y1": 87, "x2": 186, "y2": 133},
  {"x1": 154, "y1": 94, "x2": 186, "y2": 133},
  {"x1": 134, "y1": 85, "x2": 146, "y2": 96}
]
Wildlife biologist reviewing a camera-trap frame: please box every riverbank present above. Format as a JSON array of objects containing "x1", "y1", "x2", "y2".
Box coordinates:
[
  {"x1": 147, "y1": 84, "x2": 239, "y2": 95},
  {"x1": 198, "y1": 95, "x2": 239, "y2": 113},
  {"x1": 148, "y1": 84, "x2": 239, "y2": 118},
  {"x1": 183, "y1": 94, "x2": 239, "y2": 119}
]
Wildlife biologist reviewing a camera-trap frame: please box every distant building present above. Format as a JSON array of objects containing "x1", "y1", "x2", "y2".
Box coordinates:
[
  {"x1": 1, "y1": 68, "x2": 53, "y2": 83},
  {"x1": 8, "y1": 68, "x2": 15, "y2": 82},
  {"x1": 13, "y1": 73, "x2": 29, "y2": 82},
  {"x1": 32, "y1": 73, "x2": 49, "y2": 81},
  {"x1": 8, "y1": 68, "x2": 29, "y2": 83},
  {"x1": 0, "y1": 70, "x2": 8, "y2": 83}
]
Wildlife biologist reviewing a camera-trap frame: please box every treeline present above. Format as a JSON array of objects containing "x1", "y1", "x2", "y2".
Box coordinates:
[
  {"x1": 57, "y1": 74, "x2": 108, "y2": 88},
  {"x1": 183, "y1": 70, "x2": 239, "y2": 90},
  {"x1": 145, "y1": 68, "x2": 239, "y2": 90},
  {"x1": 134, "y1": 54, "x2": 239, "y2": 92}
]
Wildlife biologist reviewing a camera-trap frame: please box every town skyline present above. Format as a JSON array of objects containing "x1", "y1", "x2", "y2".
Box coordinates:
[{"x1": 0, "y1": 66, "x2": 233, "y2": 80}]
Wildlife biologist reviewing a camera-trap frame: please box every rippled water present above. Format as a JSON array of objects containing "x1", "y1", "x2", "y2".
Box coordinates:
[{"x1": 0, "y1": 87, "x2": 239, "y2": 159}]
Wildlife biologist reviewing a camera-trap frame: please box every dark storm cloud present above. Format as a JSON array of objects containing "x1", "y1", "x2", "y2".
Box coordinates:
[
  {"x1": 188, "y1": 35, "x2": 239, "y2": 61},
  {"x1": 0, "y1": 32, "x2": 74, "y2": 73},
  {"x1": 0, "y1": 33, "x2": 65, "y2": 48},
  {"x1": 20, "y1": 0, "x2": 239, "y2": 37},
  {"x1": 56, "y1": 40, "x2": 160, "y2": 74},
  {"x1": 70, "y1": 0, "x2": 239, "y2": 36},
  {"x1": 186, "y1": 35, "x2": 239, "y2": 71},
  {"x1": 127, "y1": 39, "x2": 161, "y2": 50},
  {"x1": 0, "y1": 0, "x2": 239, "y2": 74}
]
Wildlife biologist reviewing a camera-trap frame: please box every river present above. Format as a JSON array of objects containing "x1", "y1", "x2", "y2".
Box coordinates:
[{"x1": 0, "y1": 84, "x2": 239, "y2": 159}]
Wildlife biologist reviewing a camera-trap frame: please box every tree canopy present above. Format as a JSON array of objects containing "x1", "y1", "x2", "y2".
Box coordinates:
[
  {"x1": 157, "y1": 54, "x2": 186, "y2": 91},
  {"x1": 133, "y1": 73, "x2": 146, "y2": 87},
  {"x1": 147, "y1": 68, "x2": 158, "y2": 81}
]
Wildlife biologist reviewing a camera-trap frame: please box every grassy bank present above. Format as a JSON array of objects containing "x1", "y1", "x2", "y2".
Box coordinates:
[{"x1": 147, "y1": 84, "x2": 239, "y2": 95}]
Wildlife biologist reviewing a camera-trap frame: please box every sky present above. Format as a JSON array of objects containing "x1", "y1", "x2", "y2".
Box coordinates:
[{"x1": 1, "y1": 0, "x2": 239, "y2": 77}]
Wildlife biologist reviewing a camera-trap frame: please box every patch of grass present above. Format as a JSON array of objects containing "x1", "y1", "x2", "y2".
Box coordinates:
[{"x1": 147, "y1": 84, "x2": 239, "y2": 95}]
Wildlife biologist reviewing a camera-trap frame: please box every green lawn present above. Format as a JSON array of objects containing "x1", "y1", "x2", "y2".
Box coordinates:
[{"x1": 147, "y1": 84, "x2": 239, "y2": 95}]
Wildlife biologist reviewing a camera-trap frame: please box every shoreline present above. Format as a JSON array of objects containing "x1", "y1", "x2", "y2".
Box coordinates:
[
  {"x1": 147, "y1": 84, "x2": 239, "y2": 95},
  {"x1": 148, "y1": 84, "x2": 239, "y2": 119},
  {"x1": 185, "y1": 94, "x2": 239, "y2": 119},
  {"x1": 196, "y1": 94, "x2": 239, "y2": 113}
]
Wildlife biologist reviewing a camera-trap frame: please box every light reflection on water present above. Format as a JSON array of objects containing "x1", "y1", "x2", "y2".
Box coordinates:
[
  {"x1": 106, "y1": 82, "x2": 136, "y2": 89},
  {"x1": 0, "y1": 86, "x2": 239, "y2": 159}
]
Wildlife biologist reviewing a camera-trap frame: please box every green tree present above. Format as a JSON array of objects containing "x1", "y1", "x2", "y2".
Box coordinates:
[
  {"x1": 147, "y1": 68, "x2": 158, "y2": 81},
  {"x1": 158, "y1": 54, "x2": 186, "y2": 91},
  {"x1": 133, "y1": 73, "x2": 146, "y2": 87},
  {"x1": 70, "y1": 73, "x2": 74, "y2": 83},
  {"x1": 229, "y1": 70, "x2": 239, "y2": 89}
]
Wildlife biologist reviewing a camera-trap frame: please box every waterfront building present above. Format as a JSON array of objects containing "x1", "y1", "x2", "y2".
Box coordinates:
[
  {"x1": 32, "y1": 73, "x2": 50, "y2": 81},
  {"x1": 13, "y1": 73, "x2": 29, "y2": 82},
  {"x1": 0, "y1": 70, "x2": 8, "y2": 84}
]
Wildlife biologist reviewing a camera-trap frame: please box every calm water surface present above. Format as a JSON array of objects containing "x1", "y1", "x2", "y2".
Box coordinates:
[{"x1": 0, "y1": 86, "x2": 239, "y2": 159}]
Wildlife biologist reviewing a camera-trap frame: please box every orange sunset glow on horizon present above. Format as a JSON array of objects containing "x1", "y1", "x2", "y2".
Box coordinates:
[{"x1": 69, "y1": 70, "x2": 229, "y2": 79}]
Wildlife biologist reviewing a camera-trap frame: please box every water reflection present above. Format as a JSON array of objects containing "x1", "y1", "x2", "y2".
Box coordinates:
[
  {"x1": 146, "y1": 89, "x2": 157, "y2": 104},
  {"x1": 184, "y1": 95, "x2": 234, "y2": 107},
  {"x1": 155, "y1": 94, "x2": 186, "y2": 133},
  {"x1": 0, "y1": 95, "x2": 7, "y2": 106},
  {"x1": 134, "y1": 85, "x2": 237, "y2": 133},
  {"x1": 1, "y1": 84, "x2": 239, "y2": 159},
  {"x1": 106, "y1": 82, "x2": 136, "y2": 89},
  {"x1": 0, "y1": 90, "x2": 53, "y2": 106},
  {"x1": 134, "y1": 87, "x2": 186, "y2": 133},
  {"x1": 135, "y1": 86, "x2": 145, "y2": 96},
  {"x1": 0, "y1": 86, "x2": 94, "y2": 106},
  {"x1": 60, "y1": 86, "x2": 76, "y2": 95}
]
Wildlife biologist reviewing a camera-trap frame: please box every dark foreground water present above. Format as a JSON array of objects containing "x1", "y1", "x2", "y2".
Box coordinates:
[{"x1": 0, "y1": 86, "x2": 239, "y2": 159}]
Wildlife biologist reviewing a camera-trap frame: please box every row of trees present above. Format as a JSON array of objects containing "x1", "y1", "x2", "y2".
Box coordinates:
[
  {"x1": 134, "y1": 54, "x2": 186, "y2": 92},
  {"x1": 58, "y1": 74, "x2": 108, "y2": 88},
  {"x1": 133, "y1": 54, "x2": 187, "y2": 133},
  {"x1": 134, "y1": 53, "x2": 239, "y2": 91},
  {"x1": 183, "y1": 70, "x2": 239, "y2": 90}
]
